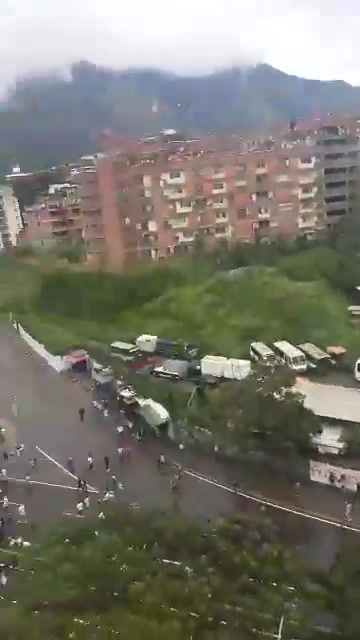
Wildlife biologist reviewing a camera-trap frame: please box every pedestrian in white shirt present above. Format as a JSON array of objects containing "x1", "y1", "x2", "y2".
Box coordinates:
[
  {"x1": 18, "y1": 504, "x2": 26, "y2": 518},
  {"x1": 76, "y1": 501, "x2": 84, "y2": 515},
  {"x1": 2, "y1": 496, "x2": 8, "y2": 508},
  {"x1": 87, "y1": 454, "x2": 94, "y2": 471},
  {"x1": 116, "y1": 425, "x2": 124, "y2": 435},
  {"x1": 84, "y1": 496, "x2": 90, "y2": 509},
  {"x1": 98, "y1": 511, "x2": 105, "y2": 519}
]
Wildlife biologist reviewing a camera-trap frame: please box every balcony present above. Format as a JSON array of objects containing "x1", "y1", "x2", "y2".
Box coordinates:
[
  {"x1": 212, "y1": 198, "x2": 228, "y2": 209},
  {"x1": 255, "y1": 165, "x2": 268, "y2": 175},
  {"x1": 214, "y1": 225, "x2": 231, "y2": 238},
  {"x1": 299, "y1": 173, "x2": 317, "y2": 185},
  {"x1": 299, "y1": 189, "x2": 317, "y2": 200},
  {"x1": 175, "y1": 201, "x2": 193, "y2": 214},
  {"x1": 212, "y1": 183, "x2": 227, "y2": 195},
  {"x1": 322, "y1": 157, "x2": 358, "y2": 169},
  {"x1": 168, "y1": 217, "x2": 189, "y2": 229},
  {"x1": 175, "y1": 231, "x2": 195, "y2": 243},
  {"x1": 163, "y1": 188, "x2": 186, "y2": 199},
  {"x1": 298, "y1": 157, "x2": 316, "y2": 169},
  {"x1": 161, "y1": 171, "x2": 186, "y2": 185},
  {"x1": 298, "y1": 215, "x2": 318, "y2": 230},
  {"x1": 234, "y1": 179, "x2": 247, "y2": 187}
]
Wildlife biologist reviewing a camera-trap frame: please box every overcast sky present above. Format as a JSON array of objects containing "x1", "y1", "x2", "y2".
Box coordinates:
[{"x1": 1, "y1": 0, "x2": 359, "y2": 91}]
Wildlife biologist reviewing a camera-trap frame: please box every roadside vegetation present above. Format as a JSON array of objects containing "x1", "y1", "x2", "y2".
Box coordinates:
[
  {"x1": 0, "y1": 508, "x2": 319, "y2": 640},
  {"x1": 4, "y1": 235, "x2": 360, "y2": 359}
]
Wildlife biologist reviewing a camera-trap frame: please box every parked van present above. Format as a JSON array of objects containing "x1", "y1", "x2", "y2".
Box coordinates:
[
  {"x1": 273, "y1": 340, "x2": 307, "y2": 373},
  {"x1": 110, "y1": 341, "x2": 139, "y2": 360},
  {"x1": 354, "y1": 358, "x2": 360, "y2": 382},
  {"x1": 249, "y1": 342, "x2": 278, "y2": 367},
  {"x1": 297, "y1": 342, "x2": 333, "y2": 372}
]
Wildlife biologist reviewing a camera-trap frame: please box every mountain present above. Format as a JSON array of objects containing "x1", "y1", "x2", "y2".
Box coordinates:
[{"x1": 2, "y1": 61, "x2": 360, "y2": 177}]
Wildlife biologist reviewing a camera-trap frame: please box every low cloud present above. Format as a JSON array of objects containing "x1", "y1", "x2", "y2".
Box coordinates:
[{"x1": 0, "y1": 0, "x2": 359, "y2": 95}]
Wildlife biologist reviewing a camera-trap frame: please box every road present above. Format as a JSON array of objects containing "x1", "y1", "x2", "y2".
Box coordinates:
[{"x1": 0, "y1": 322, "x2": 358, "y2": 569}]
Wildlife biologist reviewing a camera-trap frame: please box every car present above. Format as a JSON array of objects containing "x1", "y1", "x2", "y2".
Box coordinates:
[{"x1": 151, "y1": 366, "x2": 182, "y2": 380}]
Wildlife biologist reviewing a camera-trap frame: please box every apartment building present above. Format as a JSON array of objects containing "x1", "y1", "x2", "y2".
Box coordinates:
[
  {"x1": 315, "y1": 123, "x2": 360, "y2": 225},
  {"x1": 76, "y1": 134, "x2": 319, "y2": 269},
  {"x1": 22, "y1": 183, "x2": 83, "y2": 246}
]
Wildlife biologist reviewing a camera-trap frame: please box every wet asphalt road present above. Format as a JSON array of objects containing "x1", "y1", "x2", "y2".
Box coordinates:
[{"x1": 0, "y1": 323, "x2": 359, "y2": 568}]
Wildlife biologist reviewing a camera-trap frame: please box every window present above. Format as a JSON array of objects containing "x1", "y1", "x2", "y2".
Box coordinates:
[
  {"x1": 237, "y1": 208, "x2": 247, "y2": 219},
  {"x1": 256, "y1": 162, "x2": 266, "y2": 169},
  {"x1": 301, "y1": 185, "x2": 313, "y2": 194},
  {"x1": 216, "y1": 225, "x2": 226, "y2": 234},
  {"x1": 300, "y1": 157, "x2": 313, "y2": 164},
  {"x1": 176, "y1": 188, "x2": 183, "y2": 194},
  {"x1": 170, "y1": 171, "x2": 181, "y2": 179},
  {"x1": 213, "y1": 182, "x2": 225, "y2": 190},
  {"x1": 216, "y1": 211, "x2": 227, "y2": 219},
  {"x1": 213, "y1": 196, "x2": 224, "y2": 204}
]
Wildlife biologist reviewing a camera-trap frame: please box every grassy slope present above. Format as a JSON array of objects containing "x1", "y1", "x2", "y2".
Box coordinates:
[
  {"x1": 117, "y1": 267, "x2": 359, "y2": 357},
  {"x1": 3, "y1": 259, "x2": 359, "y2": 359}
]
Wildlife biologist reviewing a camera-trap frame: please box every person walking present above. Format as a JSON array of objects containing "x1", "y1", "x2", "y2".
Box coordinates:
[
  {"x1": 84, "y1": 495, "x2": 90, "y2": 509},
  {"x1": 17, "y1": 504, "x2": 26, "y2": 519},
  {"x1": 79, "y1": 407, "x2": 85, "y2": 422},
  {"x1": 87, "y1": 454, "x2": 94, "y2": 471},
  {"x1": 76, "y1": 501, "x2": 84, "y2": 516},
  {"x1": 104, "y1": 456, "x2": 110, "y2": 472},
  {"x1": 67, "y1": 457, "x2": 75, "y2": 474},
  {"x1": 82, "y1": 479, "x2": 88, "y2": 493},
  {"x1": 77, "y1": 477, "x2": 82, "y2": 490},
  {"x1": 2, "y1": 496, "x2": 8, "y2": 508},
  {"x1": 157, "y1": 452, "x2": 165, "y2": 471},
  {"x1": 3, "y1": 452, "x2": 8, "y2": 462},
  {"x1": 111, "y1": 474, "x2": 117, "y2": 490}
]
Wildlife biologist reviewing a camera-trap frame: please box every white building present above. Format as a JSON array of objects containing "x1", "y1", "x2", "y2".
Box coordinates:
[{"x1": 0, "y1": 184, "x2": 23, "y2": 247}]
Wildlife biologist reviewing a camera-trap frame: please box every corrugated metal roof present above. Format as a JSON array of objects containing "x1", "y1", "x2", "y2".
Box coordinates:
[{"x1": 296, "y1": 379, "x2": 360, "y2": 423}]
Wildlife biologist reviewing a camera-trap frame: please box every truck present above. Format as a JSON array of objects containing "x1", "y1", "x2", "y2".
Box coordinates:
[
  {"x1": 200, "y1": 355, "x2": 251, "y2": 380},
  {"x1": 136, "y1": 334, "x2": 199, "y2": 359}
]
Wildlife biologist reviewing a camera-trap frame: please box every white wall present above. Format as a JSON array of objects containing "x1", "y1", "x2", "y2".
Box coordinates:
[{"x1": 11, "y1": 315, "x2": 66, "y2": 372}]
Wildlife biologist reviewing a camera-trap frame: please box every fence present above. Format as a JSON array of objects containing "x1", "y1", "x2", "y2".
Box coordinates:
[{"x1": 9, "y1": 313, "x2": 67, "y2": 373}]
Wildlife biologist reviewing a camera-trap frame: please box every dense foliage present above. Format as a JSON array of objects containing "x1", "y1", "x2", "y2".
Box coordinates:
[
  {"x1": 0, "y1": 509, "x2": 317, "y2": 639},
  {"x1": 186, "y1": 366, "x2": 320, "y2": 461},
  {"x1": 6, "y1": 242, "x2": 360, "y2": 356}
]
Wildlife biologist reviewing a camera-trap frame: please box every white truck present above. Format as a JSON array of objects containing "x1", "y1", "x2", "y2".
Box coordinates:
[{"x1": 201, "y1": 355, "x2": 251, "y2": 381}]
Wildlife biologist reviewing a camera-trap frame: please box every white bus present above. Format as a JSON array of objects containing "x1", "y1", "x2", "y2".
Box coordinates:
[
  {"x1": 273, "y1": 340, "x2": 307, "y2": 373},
  {"x1": 249, "y1": 342, "x2": 278, "y2": 367},
  {"x1": 110, "y1": 341, "x2": 139, "y2": 360}
]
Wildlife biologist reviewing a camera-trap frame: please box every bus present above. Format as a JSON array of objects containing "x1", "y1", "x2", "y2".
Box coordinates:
[
  {"x1": 273, "y1": 340, "x2": 307, "y2": 373},
  {"x1": 249, "y1": 342, "x2": 278, "y2": 367},
  {"x1": 110, "y1": 341, "x2": 139, "y2": 361}
]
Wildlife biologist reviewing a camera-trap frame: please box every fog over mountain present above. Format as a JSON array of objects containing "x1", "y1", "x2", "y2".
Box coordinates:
[{"x1": 1, "y1": 0, "x2": 360, "y2": 95}]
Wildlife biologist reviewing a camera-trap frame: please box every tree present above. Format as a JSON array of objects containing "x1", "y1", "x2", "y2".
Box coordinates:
[
  {"x1": 0, "y1": 508, "x2": 316, "y2": 639},
  {"x1": 324, "y1": 536, "x2": 360, "y2": 640},
  {"x1": 186, "y1": 366, "x2": 320, "y2": 462}
]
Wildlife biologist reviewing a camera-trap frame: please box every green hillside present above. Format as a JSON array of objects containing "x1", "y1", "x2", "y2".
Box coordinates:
[{"x1": 6, "y1": 246, "x2": 360, "y2": 359}]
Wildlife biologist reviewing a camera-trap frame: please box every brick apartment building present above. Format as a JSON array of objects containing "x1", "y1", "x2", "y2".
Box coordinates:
[
  {"x1": 18, "y1": 114, "x2": 360, "y2": 269},
  {"x1": 22, "y1": 182, "x2": 83, "y2": 247},
  {"x1": 73, "y1": 132, "x2": 319, "y2": 269}
]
